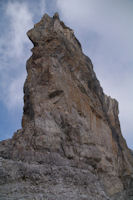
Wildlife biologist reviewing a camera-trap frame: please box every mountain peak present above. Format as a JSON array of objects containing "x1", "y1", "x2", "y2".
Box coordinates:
[
  {"x1": 27, "y1": 12, "x2": 81, "y2": 50},
  {"x1": 53, "y1": 12, "x2": 60, "y2": 19},
  {"x1": 0, "y1": 13, "x2": 133, "y2": 200}
]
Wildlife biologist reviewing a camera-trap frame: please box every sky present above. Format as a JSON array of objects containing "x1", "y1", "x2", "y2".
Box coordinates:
[{"x1": 0, "y1": 0, "x2": 133, "y2": 149}]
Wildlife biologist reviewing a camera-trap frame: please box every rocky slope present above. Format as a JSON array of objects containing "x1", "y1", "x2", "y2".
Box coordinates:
[{"x1": 0, "y1": 13, "x2": 133, "y2": 200}]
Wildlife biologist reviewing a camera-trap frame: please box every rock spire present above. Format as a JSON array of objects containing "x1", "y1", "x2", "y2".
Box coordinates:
[{"x1": 0, "y1": 13, "x2": 133, "y2": 200}]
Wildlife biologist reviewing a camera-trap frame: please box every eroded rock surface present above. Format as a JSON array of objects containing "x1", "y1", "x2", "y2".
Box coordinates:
[{"x1": 0, "y1": 13, "x2": 133, "y2": 200}]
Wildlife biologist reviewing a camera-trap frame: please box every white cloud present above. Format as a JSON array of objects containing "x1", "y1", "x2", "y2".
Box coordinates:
[
  {"x1": 5, "y1": 1, "x2": 33, "y2": 58},
  {"x1": 57, "y1": 0, "x2": 133, "y2": 59},
  {"x1": 39, "y1": 0, "x2": 46, "y2": 16},
  {"x1": 0, "y1": 0, "x2": 46, "y2": 110},
  {"x1": 0, "y1": 1, "x2": 33, "y2": 109},
  {"x1": 4, "y1": 73, "x2": 26, "y2": 110}
]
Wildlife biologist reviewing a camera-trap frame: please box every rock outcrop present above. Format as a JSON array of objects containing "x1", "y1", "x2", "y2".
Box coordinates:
[{"x1": 0, "y1": 13, "x2": 133, "y2": 200}]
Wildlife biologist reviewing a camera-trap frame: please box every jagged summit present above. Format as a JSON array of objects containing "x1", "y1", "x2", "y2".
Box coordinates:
[
  {"x1": 0, "y1": 13, "x2": 133, "y2": 200},
  {"x1": 27, "y1": 12, "x2": 81, "y2": 50},
  {"x1": 53, "y1": 12, "x2": 60, "y2": 19}
]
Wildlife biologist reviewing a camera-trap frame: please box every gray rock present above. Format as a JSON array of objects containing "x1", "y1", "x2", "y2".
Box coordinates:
[{"x1": 0, "y1": 13, "x2": 133, "y2": 200}]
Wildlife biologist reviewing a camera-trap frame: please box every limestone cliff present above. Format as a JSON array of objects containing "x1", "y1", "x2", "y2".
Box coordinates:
[{"x1": 0, "y1": 13, "x2": 133, "y2": 200}]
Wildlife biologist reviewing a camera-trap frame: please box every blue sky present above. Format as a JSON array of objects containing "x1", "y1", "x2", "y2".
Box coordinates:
[{"x1": 0, "y1": 0, "x2": 133, "y2": 149}]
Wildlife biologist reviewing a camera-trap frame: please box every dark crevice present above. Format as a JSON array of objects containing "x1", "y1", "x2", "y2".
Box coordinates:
[
  {"x1": 23, "y1": 86, "x2": 34, "y2": 120},
  {"x1": 49, "y1": 90, "x2": 63, "y2": 99}
]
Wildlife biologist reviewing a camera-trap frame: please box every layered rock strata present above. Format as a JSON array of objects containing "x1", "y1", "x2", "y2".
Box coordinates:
[{"x1": 0, "y1": 13, "x2": 133, "y2": 200}]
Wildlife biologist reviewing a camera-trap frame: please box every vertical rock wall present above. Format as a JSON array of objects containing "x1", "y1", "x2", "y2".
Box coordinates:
[{"x1": 0, "y1": 13, "x2": 133, "y2": 200}]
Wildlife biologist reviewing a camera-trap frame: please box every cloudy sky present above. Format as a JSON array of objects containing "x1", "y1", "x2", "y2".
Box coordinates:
[{"x1": 0, "y1": 0, "x2": 133, "y2": 149}]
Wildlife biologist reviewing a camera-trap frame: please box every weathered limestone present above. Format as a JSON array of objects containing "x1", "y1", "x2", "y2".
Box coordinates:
[{"x1": 0, "y1": 13, "x2": 133, "y2": 200}]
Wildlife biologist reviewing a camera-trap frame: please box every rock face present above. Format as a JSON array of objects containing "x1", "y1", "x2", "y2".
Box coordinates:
[{"x1": 0, "y1": 13, "x2": 133, "y2": 200}]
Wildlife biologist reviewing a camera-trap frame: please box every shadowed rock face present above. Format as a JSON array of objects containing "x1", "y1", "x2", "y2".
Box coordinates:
[{"x1": 0, "y1": 13, "x2": 133, "y2": 200}]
